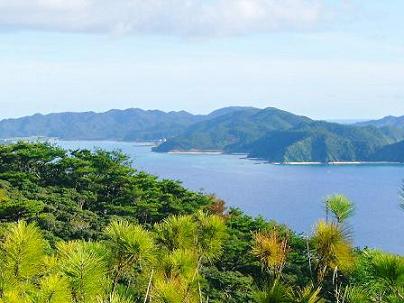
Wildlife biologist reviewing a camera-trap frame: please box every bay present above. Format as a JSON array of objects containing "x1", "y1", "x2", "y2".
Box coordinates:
[{"x1": 58, "y1": 140, "x2": 404, "y2": 254}]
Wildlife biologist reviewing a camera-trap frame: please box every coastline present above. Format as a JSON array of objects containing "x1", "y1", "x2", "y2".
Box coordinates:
[
  {"x1": 272, "y1": 161, "x2": 402, "y2": 165},
  {"x1": 9, "y1": 138, "x2": 400, "y2": 165},
  {"x1": 163, "y1": 150, "x2": 403, "y2": 165},
  {"x1": 168, "y1": 150, "x2": 223, "y2": 155}
]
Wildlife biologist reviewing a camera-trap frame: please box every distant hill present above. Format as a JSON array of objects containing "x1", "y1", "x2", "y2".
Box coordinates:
[
  {"x1": 237, "y1": 122, "x2": 400, "y2": 162},
  {"x1": 154, "y1": 107, "x2": 312, "y2": 152},
  {"x1": 371, "y1": 140, "x2": 404, "y2": 162},
  {"x1": 0, "y1": 107, "x2": 260, "y2": 141},
  {"x1": 0, "y1": 109, "x2": 207, "y2": 141},
  {"x1": 356, "y1": 115, "x2": 404, "y2": 129},
  {"x1": 154, "y1": 108, "x2": 404, "y2": 162},
  {"x1": 1, "y1": 106, "x2": 403, "y2": 163},
  {"x1": 206, "y1": 106, "x2": 258, "y2": 119}
]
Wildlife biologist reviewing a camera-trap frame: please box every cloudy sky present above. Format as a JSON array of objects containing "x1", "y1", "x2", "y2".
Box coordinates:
[{"x1": 1, "y1": 0, "x2": 403, "y2": 119}]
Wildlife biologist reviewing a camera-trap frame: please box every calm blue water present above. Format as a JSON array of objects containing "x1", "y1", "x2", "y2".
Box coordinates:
[{"x1": 58, "y1": 141, "x2": 404, "y2": 254}]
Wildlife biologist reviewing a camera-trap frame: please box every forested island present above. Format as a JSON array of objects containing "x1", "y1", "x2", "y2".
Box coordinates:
[
  {"x1": 154, "y1": 107, "x2": 404, "y2": 163},
  {"x1": 0, "y1": 142, "x2": 402, "y2": 302},
  {"x1": 0, "y1": 107, "x2": 403, "y2": 163}
]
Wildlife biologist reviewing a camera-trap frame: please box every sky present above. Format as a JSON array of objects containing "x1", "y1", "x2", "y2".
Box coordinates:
[{"x1": 0, "y1": 0, "x2": 404, "y2": 120}]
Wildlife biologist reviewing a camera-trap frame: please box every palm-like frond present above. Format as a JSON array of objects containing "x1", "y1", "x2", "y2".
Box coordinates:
[
  {"x1": 57, "y1": 241, "x2": 108, "y2": 303},
  {"x1": 292, "y1": 284, "x2": 325, "y2": 303},
  {"x1": 325, "y1": 194, "x2": 354, "y2": 223},
  {"x1": 252, "y1": 229, "x2": 288, "y2": 276},
  {"x1": 152, "y1": 277, "x2": 198, "y2": 303},
  {"x1": 0, "y1": 290, "x2": 31, "y2": 303},
  {"x1": 36, "y1": 274, "x2": 72, "y2": 303},
  {"x1": 312, "y1": 220, "x2": 355, "y2": 280},
  {"x1": 97, "y1": 293, "x2": 132, "y2": 303},
  {"x1": 195, "y1": 211, "x2": 227, "y2": 261},
  {"x1": 154, "y1": 215, "x2": 197, "y2": 251},
  {"x1": 105, "y1": 220, "x2": 155, "y2": 271},
  {"x1": 160, "y1": 249, "x2": 198, "y2": 281},
  {"x1": 1, "y1": 221, "x2": 46, "y2": 281},
  {"x1": 369, "y1": 251, "x2": 404, "y2": 288},
  {"x1": 253, "y1": 280, "x2": 292, "y2": 303},
  {"x1": 343, "y1": 286, "x2": 370, "y2": 303}
]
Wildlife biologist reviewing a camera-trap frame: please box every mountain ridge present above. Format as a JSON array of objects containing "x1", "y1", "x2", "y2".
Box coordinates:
[
  {"x1": 154, "y1": 108, "x2": 404, "y2": 162},
  {"x1": 1, "y1": 106, "x2": 403, "y2": 162},
  {"x1": 355, "y1": 114, "x2": 404, "y2": 129}
]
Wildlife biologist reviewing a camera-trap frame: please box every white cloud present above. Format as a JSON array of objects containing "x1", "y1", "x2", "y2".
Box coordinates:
[{"x1": 0, "y1": 0, "x2": 334, "y2": 36}]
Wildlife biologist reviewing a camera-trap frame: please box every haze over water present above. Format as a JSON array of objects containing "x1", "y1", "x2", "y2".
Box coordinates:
[{"x1": 59, "y1": 141, "x2": 404, "y2": 254}]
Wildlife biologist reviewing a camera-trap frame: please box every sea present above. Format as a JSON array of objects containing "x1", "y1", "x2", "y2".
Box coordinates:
[{"x1": 58, "y1": 140, "x2": 404, "y2": 254}]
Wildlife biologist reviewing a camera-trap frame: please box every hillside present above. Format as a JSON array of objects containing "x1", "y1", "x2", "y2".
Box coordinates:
[
  {"x1": 371, "y1": 140, "x2": 404, "y2": 162},
  {"x1": 0, "y1": 108, "x2": 205, "y2": 141},
  {"x1": 154, "y1": 107, "x2": 312, "y2": 152},
  {"x1": 357, "y1": 115, "x2": 404, "y2": 129},
  {"x1": 155, "y1": 108, "x2": 404, "y2": 162},
  {"x1": 0, "y1": 142, "x2": 401, "y2": 303},
  {"x1": 2, "y1": 106, "x2": 403, "y2": 162},
  {"x1": 0, "y1": 106, "x2": 257, "y2": 141},
  {"x1": 240, "y1": 122, "x2": 399, "y2": 162}
]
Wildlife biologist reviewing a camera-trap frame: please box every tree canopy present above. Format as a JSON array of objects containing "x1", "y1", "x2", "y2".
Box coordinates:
[{"x1": 0, "y1": 142, "x2": 402, "y2": 302}]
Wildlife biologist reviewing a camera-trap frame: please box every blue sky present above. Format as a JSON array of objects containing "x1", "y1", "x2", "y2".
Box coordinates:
[{"x1": 0, "y1": 0, "x2": 403, "y2": 119}]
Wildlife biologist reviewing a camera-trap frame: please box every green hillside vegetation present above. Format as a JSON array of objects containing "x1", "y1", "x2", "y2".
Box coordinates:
[
  {"x1": 371, "y1": 140, "x2": 404, "y2": 162},
  {"x1": 0, "y1": 109, "x2": 205, "y2": 141},
  {"x1": 240, "y1": 122, "x2": 400, "y2": 162},
  {"x1": 0, "y1": 142, "x2": 402, "y2": 302},
  {"x1": 1, "y1": 107, "x2": 403, "y2": 162},
  {"x1": 155, "y1": 108, "x2": 404, "y2": 162},
  {"x1": 154, "y1": 107, "x2": 312, "y2": 152},
  {"x1": 0, "y1": 107, "x2": 255, "y2": 142},
  {"x1": 356, "y1": 115, "x2": 404, "y2": 129}
]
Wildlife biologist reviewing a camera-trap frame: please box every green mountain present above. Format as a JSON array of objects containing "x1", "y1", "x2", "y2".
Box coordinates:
[
  {"x1": 241, "y1": 122, "x2": 400, "y2": 162},
  {"x1": 0, "y1": 108, "x2": 205, "y2": 141},
  {"x1": 357, "y1": 115, "x2": 404, "y2": 129},
  {"x1": 154, "y1": 107, "x2": 312, "y2": 152},
  {"x1": 371, "y1": 140, "x2": 404, "y2": 162},
  {"x1": 0, "y1": 106, "x2": 257, "y2": 141},
  {"x1": 2, "y1": 106, "x2": 403, "y2": 162},
  {"x1": 155, "y1": 108, "x2": 404, "y2": 162}
]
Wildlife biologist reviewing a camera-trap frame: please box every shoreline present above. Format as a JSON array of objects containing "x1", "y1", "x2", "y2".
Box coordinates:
[
  {"x1": 272, "y1": 161, "x2": 402, "y2": 165},
  {"x1": 8, "y1": 139, "x2": 401, "y2": 165},
  {"x1": 168, "y1": 150, "x2": 223, "y2": 155}
]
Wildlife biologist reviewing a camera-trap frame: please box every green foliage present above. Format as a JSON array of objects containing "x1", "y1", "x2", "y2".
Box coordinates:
[
  {"x1": 0, "y1": 142, "x2": 402, "y2": 303},
  {"x1": 253, "y1": 280, "x2": 292, "y2": 303},
  {"x1": 291, "y1": 284, "x2": 325, "y2": 303},
  {"x1": 350, "y1": 250, "x2": 403, "y2": 302},
  {"x1": 57, "y1": 241, "x2": 109, "y2": 302},
  {"x1": 36, "y1": 274, "x2": 72, "y2": 303},
  {"x1": 324, "y1": 194, "x2": 354, "y2": 223},
  {"x1": 155, "y1": 107, "x2": 404, "y2": 162},
  {"x1": 343, "y1": 286, "x2": 370, "y2": 303},
  {"x1": 0, "y1": 142, "x2": 213, "y2": 243},
  {"x1": 311, "y1": 220, "x2": 355, "y2": 283},
  {"x1": 0, "y1": 109, "x2": 206, "y2": 141},
  {"x1": 0, "y1": 221, "x2": 47, "y2": 285}
]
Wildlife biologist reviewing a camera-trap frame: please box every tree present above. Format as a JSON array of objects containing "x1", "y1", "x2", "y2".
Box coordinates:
[
  {"x1": 368, "y1": 251, "x2": 403, "y2": 300},
  {"x1": 253, "y1": 280, "x2": 292, "y2": 303},
  {"x1": 252, "y1": 229, "x2": 289, "y2": 279},
  {"x1": 104, "y1": 220, "x2": 155, "y2": 294},
  {"x1": 311, "y1": 220, "x2": 355, "y2": 284},
  {"x1": 324, "y1": 194, "x2": 354, "y2": 224},
  {"x1": 0, "y1": 221, "x2": 47, "y2": 287},
  {"x1": 56, "y1": 241, "x2": 108, "y2": 303},
  {"x1": 36, "y1": 274, "x2": 72, "y2": 303}
]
